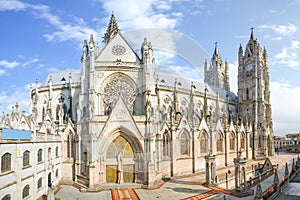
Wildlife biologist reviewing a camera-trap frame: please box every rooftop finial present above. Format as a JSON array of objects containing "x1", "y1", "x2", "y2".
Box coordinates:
[
  {"x1": 214, "y1": 41, "x2": 219, "y2": 56},
  {"x1": 103, "y1": 12, "x2": 120, "y2": 44},
  {"x1": 250, "y1": 27, "x2": 255, "y2": 40}
]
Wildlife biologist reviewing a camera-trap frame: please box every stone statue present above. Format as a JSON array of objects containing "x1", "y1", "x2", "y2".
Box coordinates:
[{"x1": 117, "y1": 152, "x2": 123, "y2": 184}]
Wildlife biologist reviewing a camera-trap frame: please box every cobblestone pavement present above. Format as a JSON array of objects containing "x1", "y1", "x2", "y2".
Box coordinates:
[{"x1": 56, "y1": 153, "x2": 299, "y2": 200}]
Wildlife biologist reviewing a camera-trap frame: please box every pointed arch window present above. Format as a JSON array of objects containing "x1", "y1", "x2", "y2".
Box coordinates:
[
  {"x1": 167, "y1": 106, "x2": 172, "y2": 120},
  {"x1": 1, "y1": 194, "x2": 11, "y2": 200},
  {"x1": 229, "y1": 133, "x2": 235, "y2": 151},
  {"x1": 63, "y1": 104, "x2": 68, "y2": 121},
  {"x1": 1, "y1": 153, "x2": 11, "y2": 173},
  {"x1": 48, "y1": 148, "x2": 52, "y2": 161},
  {"x1": 216, "y1": 133, "x2": 223, "y2": 152},
  {"x1": 241, "y1": 133, "x2": 246, "y2": 150},
  {"x1": 180, "y1": 131, "x2": 189, "y2": 156},
  {"x1": 55, "y1": 147, "x2": 59, "y2": 158},
  {"x1": 162, "y1": 131, "x2": 170, "y2": 157},
  {"x1": 37, "y1": 178, "x2": 42, "y2": 189},
  {"x1": 249, "y1": 133, "x2": 253, "y2": 148},
  {"x1": 56, "y1": 105, "x2": 60, "y2": 120},
  {"x1": 200, "y1": 131, "x2": 208, "y2": 154},
  {"x1": 23, "y1": 150, "x2": 30, "y2": 167},
  {"x1": 67, "y1": 133, "x2": 74, "y2": 158},
  {"x1": 160, "y1": 105, "x2": 166, "y2": 121},
  {"x1": 37, "y1": 149, "x2": 43, "y2": 162},
  {"x1": 22, "y1": 185, "x2": 30, "y2": 199},
  {"x1": 246, "y1": 88, "x2": 249, "y2": 100}
]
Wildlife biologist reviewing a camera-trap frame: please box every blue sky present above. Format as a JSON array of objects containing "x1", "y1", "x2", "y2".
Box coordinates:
[{"x1": 0, "y1": 0, "x2": 299, "y2": 136}]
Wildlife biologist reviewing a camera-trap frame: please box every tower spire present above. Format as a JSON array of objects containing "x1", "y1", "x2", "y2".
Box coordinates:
[
  {"x1": 214, "y1": 41, "x2": 220, "y2": 57},
  {"x1": 250, "y1": 27, "x2": 255, "y2": 41},
  {"x1": 103, "y1": 12, "x2": 120, "y2": 45}
]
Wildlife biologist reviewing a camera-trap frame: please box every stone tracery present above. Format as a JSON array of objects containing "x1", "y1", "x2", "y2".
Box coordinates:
[{"x1": 103, "y1": 73, "x2": 137, "y2": 113}]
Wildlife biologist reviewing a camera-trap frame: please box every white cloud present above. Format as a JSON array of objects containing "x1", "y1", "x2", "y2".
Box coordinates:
[
  {"x1": 235, "y1": 35, "x2": 249, "y2": 39},
  {"x1": 270, "y1": 81, "x2": 300, "y2": 135},
  {"x1": 0, "y1": 0, "x2": 27, "y2": 11},
  {"x1": 99, "y1": 0, "x2": 187, "y2": 32},
  {"x1": 0, "y1": 86, "x2": 31, "y2": 115},
  {"x1": 264, "y1": 34, "x2": 282, "y2": 41},
  {"x1": 0, "y1": 58, "x2": 40, "y2": 70},
  {"x1": 0, "y1": 0, "x2": 97, "y2": 45},
  {"x1": 228, "y1": 61, "x2": 238, "y2": 94},
  {"x1": 47, "y1": 67, "x2": 61, "y2": 73},
  {"x1": 272, "y1": 40, "x2": 300, "y2": 68},
  {"x1": 259, "y1": 24, "x2": 297, "y2": 36},
  {"x1": 268, "y1": 9, "x2": 285, "y2": 15},
  {"x1": 0, "y1": 59, "x2": 20, "y2": 68},
  {"x1": 23, "y1": 58, "x2": 39, "y2": 67},
  {"x1": 0, "y1": 69, "x2": 6, "y2": 76},
  {"x1": 31, "y1": 6, "x2": 97, "y2": 43}
]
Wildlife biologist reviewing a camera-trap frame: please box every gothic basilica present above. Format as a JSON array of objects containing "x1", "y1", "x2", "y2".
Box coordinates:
[{"x1": 0, "y1": 14, "x2": 274, "y2": 195}]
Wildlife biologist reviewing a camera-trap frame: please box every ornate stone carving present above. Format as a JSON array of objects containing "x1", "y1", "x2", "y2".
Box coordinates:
[
  {"x1": 111, "y1": 45, "x2": 126, "y2": 56},
  {"x1": 103, "y1": 73, "x2": 136, "y2": 113}
]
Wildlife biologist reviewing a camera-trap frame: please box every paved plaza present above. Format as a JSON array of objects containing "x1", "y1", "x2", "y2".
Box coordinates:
[{"x1": 56, "y1": 153, "x2": 300, "y2": 200}]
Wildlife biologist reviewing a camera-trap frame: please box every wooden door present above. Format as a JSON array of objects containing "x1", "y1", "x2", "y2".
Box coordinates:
[{"x1": 106, "y1": 165, "x2": 117, "y2": 183}]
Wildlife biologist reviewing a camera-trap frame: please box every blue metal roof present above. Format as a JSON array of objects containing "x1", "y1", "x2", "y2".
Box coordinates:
[{"x1": 1, "y1": 128, "x2": 31, "y2": 140}]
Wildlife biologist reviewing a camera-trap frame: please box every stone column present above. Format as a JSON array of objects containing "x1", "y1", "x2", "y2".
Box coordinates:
[
  {"x1": 205, "y1": 153, "x2": 216, "y2": 185},
  {"x1": 233, "y1": 151, "x2": 250, "y2": 196},
  {"x1": 254, "y1": 179, "x2": 262, "y2": 200}
]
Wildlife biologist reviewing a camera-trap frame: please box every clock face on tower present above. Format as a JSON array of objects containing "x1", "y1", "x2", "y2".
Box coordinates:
[
  {"x1": 111, "y1": 45, "x2": 126, "y2": 56},
  {"x1": 245, "y1": 64, "x2": 253, "y2": 77}
]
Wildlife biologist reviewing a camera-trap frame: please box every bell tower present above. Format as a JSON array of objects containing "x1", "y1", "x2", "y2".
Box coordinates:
[
  {"x1": 237, "y1": 29, "x2": 273, "y2": 159},
  {"x1": 204, "y1": 42, "x2": 230, "y2": 90}
]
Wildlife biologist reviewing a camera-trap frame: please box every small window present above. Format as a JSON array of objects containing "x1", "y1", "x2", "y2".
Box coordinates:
[
  {"x1": 22, "y1": 185, "x2": 30, "y2": 199},
  {"x1": 55, "y1": 169, "x2": 59, "y2": 177},
  {"x1": 162, "y1": 132, "x2": 170, "y2": 157},
  {"x1": 67, "y1": 134, "x2": 74, "y2": 158},
  {"x1": 55, "y1": 147, "x2": 59, "y2": 158},
  {"x1": 48, "y1": 148, "x2": 51, "y2": 160},
  {"x1": 23, "y1": 151, "x2": 30, "y2": 167},
  {"x1": 241, "y1": 134, "x2": 246, "y2": 149},
  {"x1": 1, "y1": 194, "x2": 11, "y2": 200},
  {"x1": 1, "y1": 153, "x2": 11, "y2": 173},
  {"x1": 37, "y1": 178, "x2": 42, "y2": 189},
  {"x1": 246, "y1": 88, "x2": 249, "y2": 100},
  {"x1": 229, "y1": 133, "x2": 235, "y2": 151},
  {"x1": 37, "y1": 149, "x2": 43, "y2": 162}
]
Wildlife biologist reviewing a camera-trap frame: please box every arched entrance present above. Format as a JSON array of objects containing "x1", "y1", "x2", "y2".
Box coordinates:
[
  {"x1": 106, "y1": 135, "x2": 136, "y2": 183},
  {"x1": 48, "y1": 173, "x2": 52, "y2": 187}
]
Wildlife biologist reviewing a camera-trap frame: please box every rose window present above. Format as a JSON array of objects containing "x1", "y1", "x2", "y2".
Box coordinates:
[{"x1": 103, "y1": 73, "x2": 136, "y2": 113}]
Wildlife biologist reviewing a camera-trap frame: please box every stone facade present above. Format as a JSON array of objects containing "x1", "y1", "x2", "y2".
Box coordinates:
[
  {"x1": 0, "y1": 121, "x2": 63, "y2": 199},
  {"x1": 0, "y1": 14, "x2": 274, "y2": 191}
]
